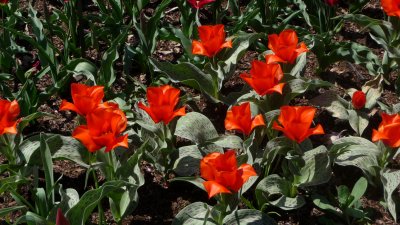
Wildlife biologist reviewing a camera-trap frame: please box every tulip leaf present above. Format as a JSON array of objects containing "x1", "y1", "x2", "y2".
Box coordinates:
[
  {"x1": 255, "y1": 174, "x2": 306, "y2": 210},
  {"x1": 381, "y1": 169, "x2": 400, "y2": 222},
  {"x1": 205, "y1": 135, "x2": 243, "y2": 149},
  {"x1": 309, "y1": 90, "x2": 349, "y2": 120},
  {"x1": 172, "y1": 202, "x2": 217, "y2": 225},
  {"x1": 298, "y1": 145, "x2": 331, "y2": 187},
  {"x1": 66, "y1": 180, "x2": 128, "y2": 225},
  {"x1": 222, "y1": 209, "x2": 276, "y2": 225},
  {"x1": 0, "y1": 205, "x2": 26, "y2": 218},
  {"x1": 173, "y1": 145, "x2": 202, "y2": 176},
  {"x1": 331, "y1": 137, "x2": 381, "y2": 183},
  {"x1": 348, "y1": 110, "x2": 369, "y2": 136},
  {"x1": 175, "y1": 112, "x2": 221, "y2": 153},
  {"x1": 151, "y1": 59, "x2": 218, "y2": 101}
]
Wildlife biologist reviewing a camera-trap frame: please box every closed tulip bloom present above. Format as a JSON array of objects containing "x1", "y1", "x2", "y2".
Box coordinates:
[
  {"x1": 273, "y1": 106, "x2": 324, "y2": 143},
  {"x1": 192, "y1": 25, "x2": 232, "y2": 57},
  {"x1": 0, "y1": 100, "x2": 20, "y2": 135},
  {"x1": 200, "y1": 150, "x2": 257, "y2": 198},
  {"x1": 56, "y1": 208, "x2": 70, "y2": 225},
  {"x1": 60, "y1": 83, "x2": 104, "y2": 116},
  {"x1": 240, "y1": 60, "x2": 285, "y2": 96},
  {"x1": 187, "y1": 0, "x2": 215, "y2": 8},
  {"x1": 381, "y1": 0, "x2": 400, "y2": 17},
  {"x1": 225, "y1": 102, "x2": 265, "y2": 136},
  {"x1": 325, "y1": 0, "x2": 339, "y2": 6},
  {"x1": 266, "y1": 29, "x2": 308, "y2": 64},
  {"x1": 73, "y1": 107, "x2": 128, "y2": 152},
  {"x1": 138, "y1": 85, "x2": 186, "y2": 124},
  {"x1": 372, "y1": 113, "x2": 400, "y2": 148},
  {"x1": 352, "y1": 91, "x2": 366, "y2": 110}
]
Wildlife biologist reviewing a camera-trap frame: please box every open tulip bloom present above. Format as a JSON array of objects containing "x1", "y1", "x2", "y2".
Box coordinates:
[
  {"x1": 372, "y1": 113, "x2": 400, "y2": 148},
  {"x1": 60, "y1": 83, "x2": 105, "y2": 117},
  {"x1": 266, "y1": 29, "x2": 308, "y2": 64},
  {"x1": 192, "y1": 24, "x2": 232, "y2": 58},
  {"x1": 273, "y1": 106, "x2": 324, "y2": 144},
  {"x1": 138, "y1": 85, "x2": 186, "y2": 125},
  {"x1": 240, "y1": 60, "x2": 285, "y2": 96},
  {"x1": 224, "y1": 102, "x2": 265, "y2": 136},
  {"x1": 200, "y1": 150, "x2": 257, "y2": 198},
  {"x1": 0, "y1": 99, "x2": 20, "y2": 135},
  {"x1": 381, "y1": 0, "x2": 400, "y2": 17},
  {"x1": 73, "y1": 107, "x2": 128, "y2": 153}
]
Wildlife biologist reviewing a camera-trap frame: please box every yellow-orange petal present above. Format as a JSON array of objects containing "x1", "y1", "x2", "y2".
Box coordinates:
[
  {"x1": 267, "y1": 83, "x2": 285, "y2": 95},
  {"x1": 105, "y1": 134, "x2": 129, "y2": 152},
  {"x1": 250, "y1": 114, "x2": 266, "y2": 132},
  {"x1": 59, "y1": 100, "x2": 81, "y2": 115},
  {"x1": 238, "y1": 163, "x2": 257, "y2": 183},
  {"x1": 192, "y1": 40, "x2": 210, "y2": 57},
  {"x1": 73, "y1": 125, "x2": 101, "y2": 152},
  {"x1": 203, "y1": 180, "x2": 231, "y2": 198},
  {"x1": 265, "y1": 54, "x2": 286, "y2": 64}
]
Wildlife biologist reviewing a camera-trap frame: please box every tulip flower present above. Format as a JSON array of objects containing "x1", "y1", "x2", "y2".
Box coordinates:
[
  {"x1": 0, "y1": 100, "x2": 20, "y2": 135},
  {"x1": 240, "y1": 60, "x2": 285, "y2": 96},
  {"x1": 60, "y1": 83, "x2": 104, "y2": 117},
  {"x1": 200, "y1": 150, "x2": 257, "y2": 198},
  {"x1": 381, "y1": 0, "x2": 400, "y2": 17},
  {"x1": 56, "y1": 208, "x2": 70, "y2": 225},
  {"x1": 192, "y1": 25, "x2": 232, "y2": 57},
  {"x1": 73, "y1": 107, "x2": 128, "y2": 152},
  {"x1": 224, "y1": 102, "x2": 265, "y2": 136},
  {"x1": 266, "y1": 29, "x2": 308, "y2": 64},
  {"x1": 325, "y1": 0, "x2": 339, "y2": 6},
  {"x1": 273, "y1": 106, "x2": 324, "y2": 143},
  {"x1": 138, "y1": 85, "x2": 186, "y2": 125},
  {"x1": 372, "y1": 113, "x2": 400, "y2": 148},
  {"x1": 187, "y1": 0, "x2": 215, "y2": 8},
  {"x1": 352, "y1": 90, "x2": 366, "y2": 110},
  {"x1": 0, "y1": 0, "x2": 9, "y2": 5}
]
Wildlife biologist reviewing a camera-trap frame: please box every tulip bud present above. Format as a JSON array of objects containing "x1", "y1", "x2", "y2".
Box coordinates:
[{"x1": 352, "y1": 91, "x2": 366, "y2": 110}]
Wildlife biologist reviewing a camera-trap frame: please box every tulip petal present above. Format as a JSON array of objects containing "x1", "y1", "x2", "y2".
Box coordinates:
[
  {"x1": 138, "y1": 102, "x2": 161, "y2": 124},
  {"x1": 73, "y1": 125, "x2": 101, "y2": 152},
  {"x1": 266, "y1": 83, "x2": 285, "y2": 95},
  {"x1": 59, "y1": 100, "x2": 82, "y2": 115},
  {"x1": 265, "y1": 54, "x2": 286, "y2": 64},
  {"x1": 220, "y1": 40, "x2": 233, "y2": 50},
  {"x1": 238, "y1": 163, "x2": 257, "y2": 183},
  {"x1": 105, "y1": 134, "x2": 129, "y2": 152},
  {"x1": 192, "y1": 40, "x2": 210, "y2": 57},
  {"x1": 167, "y1": 106, "x2": 186, "y2": 124},
  {"x1": 203, "y1": 181, "x2": 231, "y2": 198},
  {"x1": 250, "y1": 114, "x2": 266, "y2": 133}
]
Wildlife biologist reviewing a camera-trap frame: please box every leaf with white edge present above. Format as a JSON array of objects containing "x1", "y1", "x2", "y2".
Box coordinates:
[
  {"x1": 222, "y1": 209, "x2": 276, "y2": 225},
  {"x1": 240, "y1": 176, "x2": 259, "y2": 195},
  {"x1": 332, "y1": 137, "x2": 380, "y2": 181},
  {"x1": 381, "y1": 169, "x2": 400, "y2": 222},
  {"x1": 175, "y1": 112, "x2": 220, "y2": 147},
  {"x1": 172, "y1": 202, "x2": 217, "y2": 225},
  {"x1": 66, "y1": 180, "x2": 128, "y2": 225},
  {"x1": 173, "y1": 145, "x2": 202, "y2": 176},
  {"x1": 298, "y1": 145, "x2": 331, "y2": 187},
  {"x1": 348, "y1": 110, "x2": 369, "y2": 136}
]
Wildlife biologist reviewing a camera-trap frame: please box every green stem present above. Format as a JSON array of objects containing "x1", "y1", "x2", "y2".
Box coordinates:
[
  {"x1": 0, "y1": 135, "x2": 15, "y2": 164},
  {"x1": 108, "y1": 151, "x2": 115, "y2": 180},
  {"x1": 217, "y1": 194, "x2": 227, "y2": 225}
]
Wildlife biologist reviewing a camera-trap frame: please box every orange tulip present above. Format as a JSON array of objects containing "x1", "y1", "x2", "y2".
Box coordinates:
[
  {"x1": 381, "y1": 0, "x2": 400, "y2": 17},
  {"x1": 60, "y1": 83, "x2": 104, "y2": 117},
  {"x1": 266, "y1": 29, "x2": 308, "y2": 64},
  {"x1": 240, "y1": 60, "x2": 285, "y2": 96},
  {"x1": 192, "y1": 25, "x2": 232, "y2": 57},
  {"x1": 225, "y1": 102, "x2": 265, "y2": 136},
  {"x1": 200, "y1": 150, "x2": 257, "y2": 198},
  {"x1": 0, "y1": 100, "x2": 20, "y2": 135},
  {"x1": 273, "y1": 106, "x2": 324, "y2": 143},
  {"x1": 138, "y1": 85, "x2": 186, "y2": 125},
  {"x1": 372, "y1": 113, "x2": 400, "y2": 148},
  {"x1": 72, "y1": 107, "x2": 128, "y2": 152}
]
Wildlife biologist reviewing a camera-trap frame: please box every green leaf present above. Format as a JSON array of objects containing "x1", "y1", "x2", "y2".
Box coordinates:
[
  {"x1": 348, "y1": 110, "x2": 369, "y2": 136},
  {"x1": 40, "y1": 134, "x2": 55, "y2": 206},
  {"x1": 174, "y1": 112, "x2": 220, "y2": 148},
  {"x1": 173, "y1": 145, "x2": 202, "y2": 176},
  {"x1": 222, "y1": 209, "x2": 276, "y2": 225},
  {"x1": 0, "y1": 205, "x2": 26, "y2": 218},
  {"x1": 337, "y1": 185, "x2": 351, "y2": 206},
  {"x1": 349, "y1": 177, "x2": 368, "y2": 207},
  {"x1": 312, "y1": 194, "x2": 341, "y2": 216},
  {"x1": 298, "y1": 145, "x2": 331, "y2": 187},
  {"x1": 172, "y1": 202, "x2": 217, "y2": 225},
  {"x1": 66, "y1": 180, "x2": 127, "y2": 225},
  {"x1": 204, "y1": 135, "x2": 243, "y2": 149},
  {"x1": 381, "y1": 169, "x2": 400, "y2": 222}
]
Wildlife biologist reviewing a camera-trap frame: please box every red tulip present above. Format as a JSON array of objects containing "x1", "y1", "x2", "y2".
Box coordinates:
[
  {"x1": 240, "y1": 60, "x2": 285, "y2": 96},
  {"x1": 372, "y1": 113, "x2": 400, "y2": 148},
  {"x1": 381, "y1": 0, "x2": 400, "y2": 17},
  {"x1": 352, "y1": 91, "x2": 366, "y2": 110},
  {"x1": 187, "y1": 0, "x2": 215, "y2": 8},
  {"x1": 56, "y1": 208, "x2": 70, "y2": 225},
  {"x1": 0, "y1": 100, "x2": 20, "y2": 135},
  {"x1": 200, "y1": 150, "x2": 257, "y2": 198},
  {"x1": 266, "y1": 29, "x2": 308, "y2": 64},
  {"x1": 192, "y1": 25, "x2": 232, "y2": 57},
  {"x1": 0, "y1": 0, "x2": 9, "y2": 5},
  {"x1": 72, "y1": 107, "x2": 128, "y2": 152},
  {"x1": 224, "y1": 102, "x2": 265, "y2": 136},
  {"x1": 138, "y1": 85, "x2": 186, "y2": 125},
  {"x1": 325, "y1": 0, "x2": 339, "y2": 6},
  {"x1": 273, "y1": 106, "x2": 324, "y2": 143},
  {"x1": 60, "y1": 83, "x2": 104, "y2": 117}
]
